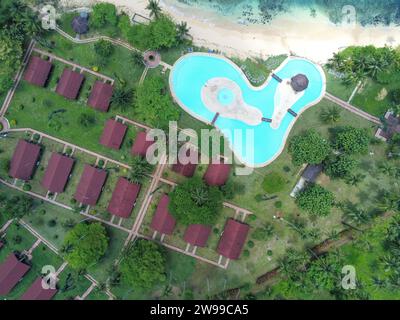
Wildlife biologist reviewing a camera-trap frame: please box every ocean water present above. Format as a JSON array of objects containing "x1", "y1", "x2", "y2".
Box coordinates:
[
  {"x1": 170, "y1": 0, "x2": 400, "y2": 26},
  {"x1": 170, "y1": 54, "x2": 325, "y2": 167}
]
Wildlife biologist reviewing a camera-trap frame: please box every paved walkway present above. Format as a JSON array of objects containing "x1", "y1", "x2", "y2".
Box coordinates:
[
  {"x1": 325, "y1": 93, "x2": 381, "y2": 125},
  {"x1": 55, "y1": 26, "x2": 172, "y2": 71},
  {"x1": 33, "y1": 47, "x2": 115, "y2": 84}
]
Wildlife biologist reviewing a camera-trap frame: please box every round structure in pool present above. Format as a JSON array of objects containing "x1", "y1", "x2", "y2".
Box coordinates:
[{"x1": 169, "y1": 53, "x2": 326, "y2": 167}]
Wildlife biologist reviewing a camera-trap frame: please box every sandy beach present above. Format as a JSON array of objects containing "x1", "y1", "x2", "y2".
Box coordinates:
[{"x1": 60, "y1": 0, "x2": 400, "y2": 63}]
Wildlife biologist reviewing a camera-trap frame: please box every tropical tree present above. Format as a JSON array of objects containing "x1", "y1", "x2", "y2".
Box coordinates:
[
  {"x1": 62, "y1": 222, "x2": 109, "y2": 270},
  {"x1": 325, "y1": 154, "x2": 358, "y2": 179},
  {"x1": 94, "y1": 40, "x2": 114, "y2": 58},
  {"x1": 333, "y1": 126, "x2": 370, "y2": 155},
  {"x1": 344, "y1": 173, "x2": 366, "y2": 186},
  {"x1": 289, "y1": 129, "x2": 331, "y2": 165},
  {"x1": 320, "y1": 106, "x2": 341, "y2": 124},
  {"x1": 128, "y1": 156, "x2": 153, "y2": 184},
  {"x1": 131, "y1": 51, "x2": 144, "y2": 66},
  {"x1": 111, "y1": 87, "x2": 134, "y2": 111},
  {"x1": 119, "y1": 239, "x2": 166, "y2": 289},
  {"x1": 377, "y1": 191, "x2": 400, "y2": 213},
  {"x1": 169, "y1": 176, "x2": 223, "y2": 225},
  {"x1": 146, "y1": 0, "x2": 162, "y2": 19},
  {"x1": 378, "y1": 162, "x2": 396, "y2": 176},
  {"x1": 296, "y1": 184, "x2": 335, "y2": 216},
  {"x1": 342, "y1": 205, "x2": 371, "y2": 226},
  {"x1": 90, "y1": 3, "x2": 118, "y2": 28},
  {"x1": 176, "y1": 21, "x2": 190, "y2": 42}
]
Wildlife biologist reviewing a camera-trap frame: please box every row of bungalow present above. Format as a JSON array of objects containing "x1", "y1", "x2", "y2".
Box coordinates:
[
  {"x1": 24, "y1": 55, "x2": 114, "y2": 111},
  {"x1": 0, "y1": 252, "x2": 57, "y2": 299}
]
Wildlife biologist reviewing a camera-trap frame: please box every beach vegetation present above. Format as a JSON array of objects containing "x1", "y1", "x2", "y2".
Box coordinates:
[{"x1": 90, "y1": 3, "x2": 118, "y2": 29}]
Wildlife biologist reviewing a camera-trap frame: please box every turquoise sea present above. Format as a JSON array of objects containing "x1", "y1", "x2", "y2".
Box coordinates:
[{"x1": 168, "y1": 0, "x2": 400, "y2": 26}]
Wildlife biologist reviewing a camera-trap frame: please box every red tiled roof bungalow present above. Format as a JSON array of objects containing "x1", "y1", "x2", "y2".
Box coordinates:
[
  {"x1": 184, "y1": 224, "x2": 212, "y2": 247},
  {"x1": 150, "y1": 194, "x2": 176, "y2": 235},
  {"x1": 74, "y1": 165, "x2": 107, "y2": 206},
  {"x1": 41, "y1": 153, "x2": 74, "y2": 193},
  {"x1": 23, "y1": 56, "x2": 53, "y2": 87},
  {"x1": 0, "y1": 253, "x2": 31, "y2": 295},
  {"x1": 131, "y1": 131, "x2": 155, "y2": 157},
  {"x1": 172, "y1": 148, "x2": 198, "y2": 178},
  {"x1": 107, "y1": 177, "x2": 141, "y2": 218},
  {"x1": 20, "y1": 277, "x2": 58, "y2": 300},
  {"x1": 56, "y1": 68, "x2": 84, "y2": 100},
  {"x1": 203, "y1": 160, "x2": 231, "y2": 186},
  {"x1": 217, "y1": 219, "x2": 250, "y2": 260},
  {"x1": 88, "y1": 81, "x2": 114, "y2": 112},
  {"x1": 99, "y1": 119, "x2": 127, "y2": 150},
  {"x1": 9, "y1": 139, "x2": 41, "y2": 181}
]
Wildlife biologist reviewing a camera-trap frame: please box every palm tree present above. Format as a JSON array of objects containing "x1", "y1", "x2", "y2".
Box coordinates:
[
  {"x1": 146, "y1": 0, "x2": 162, "y2": 19},
  {"x1": 190, "y1": 186, "x2": 208, "y2": 206},
  {"x1": 111, "y1": 88, "x2": 134, "y2": 111},
  {"x1": 128, "y1": 156, "x2": 153, "y2": 184},
  {"x1": 378, "y1": 162, "x2": 396, "y2": 176},
  {"x1": 342, "y1": 204, "x2": 371, "y2": 226},
  {"x1": 176, "y1": 21, "x2": 190, "y2": 42},
  {"x1": 320, "y1": 106, "x2": 341, "y2": 124},
  {"x1": 131, "y1": 51, "x2": 144, "y2": 66},
  {"x1": 381, "y1": 255, "x2": 400, "y2": 273},
  {"x1": 377, "y1": 192, "x2": 400, "y2": 213},
  {"x1": 344, "y1": 173, "x2": 366, "y2": 186}
]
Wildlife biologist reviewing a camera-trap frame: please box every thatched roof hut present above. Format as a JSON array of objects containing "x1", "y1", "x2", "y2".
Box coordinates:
[{"x1": 291, "y1": 74, "x2": 309, "y2": 92}]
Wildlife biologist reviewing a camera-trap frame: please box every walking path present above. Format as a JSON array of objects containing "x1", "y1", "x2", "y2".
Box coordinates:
[
  {"x1": 19, "y1": 218, "x2": 115, "y2": 300},
  {"x1": 55, "y1": 26, "x2": 172, "y2": 71},
  {"x1": 325, "y1": 93, "x2": 381, "y2": 125},
  {"x1": 33, "y1": 47, "x2": 115, "y2": 84},
  {"x1": 0, "y1": 219, "x2": 14, "y2": 234}
]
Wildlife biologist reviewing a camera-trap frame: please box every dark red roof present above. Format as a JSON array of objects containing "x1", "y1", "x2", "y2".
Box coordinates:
[
  {"x1": 56, "y1": 68, "x2": 84, "y2": 100},
  {"x1": 150, "y1": 194, "x2": 176, "y2": 235},
  {"x1": 99, "y1": 119, "x2": 127, "y2": 150},
  {"x1": 41, "y1": 153, "x2": 74, "y2": 193},
  {"x1": 203, "y1": 161, "x2": 231, "y2": 186},
  {"x1": 24, "y1": 56, "x2": 52, "y2": 87},
  {"x1": 131, "y1": 131, "x2": 155, "y2": 157},
  {"x1": 172, "y1": 148, "x2": 198, "y2": 177},
  {"x1": 107, "y1": 177, "x2": 141, "y2": 218},
  {"x1": 20, "y1": 277, "x2": 58, "y2": 300},
  {"x1": 184, "y1": 224, "x2": 212, "y2": 247},
  {"x1": 0, "y1": 253, "x2": 31, "y2": 295},
  {"x1": 217, "y1": 219, "x2": 250, "y2": 260},
  {"x1": 88, "y1": 81, "x2": 113, "y2": 112},
  {"x1": 9, "y1": 140, "x2": 41, "y2": 181},
  {"x1": 74, "y1": 165, "x2": 107, "y2": 205}
]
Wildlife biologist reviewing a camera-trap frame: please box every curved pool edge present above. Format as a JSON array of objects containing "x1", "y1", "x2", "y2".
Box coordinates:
[{"x1": 169, "y1": 53, "x2": 327, "y2": 168}]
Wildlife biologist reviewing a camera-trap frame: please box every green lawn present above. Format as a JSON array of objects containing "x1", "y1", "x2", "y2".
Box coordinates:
[
  {"x1": 324, "y1": 67, "x2": 356, "y2": 101},
  {"x1": 352, "y1": 78, "x2": 398, "y2": 117}
]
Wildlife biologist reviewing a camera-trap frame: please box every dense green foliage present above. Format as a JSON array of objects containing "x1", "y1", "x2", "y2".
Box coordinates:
[
  {"x1": 90, "y1": 3, "x2": 118, "y2": 28},
  {"x1": 325, "y1": 154, "x2": 358, "y2": 178},
  {"x1": 262, "y1": 172, "x2": 286, "y2": 193},
  {"x1": 289, "y1": 129, "x2": 331, "y2": 165},
  {"x1": 0, "y1": 0, "x2": 40, "y2": 95},
  {"x1": 135, "y1": 76, "x2": 180, "y2": 129},
  {"x1": 119, "y1": 239, "x2": 166, "y2": 290},
  {"x1": 296, "y1": 184, "x2": 335, "y2": 216},
  {"x1": 94, "y1": 39, "x2": 115, "y2": 58},
  {"x1": 0, "y1": 193, "x2": 33, "y2": 220},
  {"x1": 169, "y1": 176, "x2": 223, "y2": 225},
  {"x1": 62, "y1": 223, "x2": 109, "y2": 270},
  {"x1": 332, "y1": 126, "x2": 370, "y2": 155},
  {"x1": 128, "y1": 155, "x2": 153, "y2": 184}
]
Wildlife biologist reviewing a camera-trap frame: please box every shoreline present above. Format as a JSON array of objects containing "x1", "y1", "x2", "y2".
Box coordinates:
[{"x1": 60, "y1": 0, "x2": 400, "y2": 63}]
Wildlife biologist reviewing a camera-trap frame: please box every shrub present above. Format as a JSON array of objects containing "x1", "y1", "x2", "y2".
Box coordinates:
[
  {"x1": 262, "y1": 172, "x2": 286, "y2": 193},
  {"x1": 94, "y1": 40, "x2": 114, "y2": 58},
  {"x1": 48, "y1": 219, "x2": 57, "y2": 227},
  {"x1": 274, "y1": 201, "x2": 283, "y2": 209},
  {"x1": 78, "y1": 112, "x2": 96, "y2": 128},
  {"x1": 247, "y1": 240, "x2": 255, "y2": 248},
  {"x1": 22, "y1": 184, "x2": 31, "y2": 191}
]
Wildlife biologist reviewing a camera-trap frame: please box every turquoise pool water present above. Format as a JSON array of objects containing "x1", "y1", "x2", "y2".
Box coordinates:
[{"x1": 170, "y1": 54, "x2": 326, "y2": 167}]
